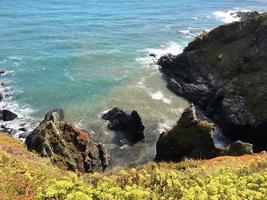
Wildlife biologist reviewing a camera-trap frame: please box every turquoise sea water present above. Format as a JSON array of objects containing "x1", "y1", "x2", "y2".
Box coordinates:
[{"x1": 1, "y1": 0, "x2": 267, "y2": 165}]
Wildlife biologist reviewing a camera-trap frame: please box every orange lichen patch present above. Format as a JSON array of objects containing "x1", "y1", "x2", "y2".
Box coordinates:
[
  {"x1": 78, "y1": 130, "x2": 90, "y2": 143},
  {"x1": 202, "y1": 153, "x2": 267, "y2": 169}
]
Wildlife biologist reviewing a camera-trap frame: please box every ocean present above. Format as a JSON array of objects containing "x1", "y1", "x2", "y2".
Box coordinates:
[{"x1": 1, "y1": 0, "x2": 266, "y2": 166}]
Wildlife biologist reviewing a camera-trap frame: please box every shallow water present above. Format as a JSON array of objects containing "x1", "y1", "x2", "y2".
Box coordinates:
[{"x1": 0, "y1": 0, "x2": 266, "y2": 166}]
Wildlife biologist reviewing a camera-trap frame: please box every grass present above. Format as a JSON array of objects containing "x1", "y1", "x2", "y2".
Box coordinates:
[{"x1": 1, "y1": 132, "x2": 267, "y2": 199}]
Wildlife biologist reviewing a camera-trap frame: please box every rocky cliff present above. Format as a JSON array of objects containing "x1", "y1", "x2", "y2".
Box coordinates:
[
  {"x1": 155, "y1": 104, "x2": 253, "y2": 162},
  {"x1": 158, "y1": 13, "x2": 267, "y2": 151}
]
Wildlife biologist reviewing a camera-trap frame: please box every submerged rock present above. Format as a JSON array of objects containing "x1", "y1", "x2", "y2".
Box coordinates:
[
  {"x1": 0, "y1": 110, "x2": 18, "y2": 121},
  {"x1": 0, "y1": 70, "x2": 5, "y2": 75},
  {"x1": 158, "y1": 13, "x2": 267, "y2": 151},
  {"x1": 101, "y1": 107, "x2": 145, "y2": 144},
  {"x1": 26, "y1": 109, "x2": 111, "y2": 173},
  {"x1": 155, "y1": 104, "x2": 216, "y2": 162}
]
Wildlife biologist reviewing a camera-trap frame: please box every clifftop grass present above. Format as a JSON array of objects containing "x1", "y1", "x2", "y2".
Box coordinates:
[{"x1": 1, "y1": 133, "x2": 267, "y2": 199}]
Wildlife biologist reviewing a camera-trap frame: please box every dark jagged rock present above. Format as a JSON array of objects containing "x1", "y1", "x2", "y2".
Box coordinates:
[
  {"x1": 234, "y1": 11, "x2": 260, "y2": 21},
  {"x1": 158, "y1": 13, "x2": 267, "y2": 151},
  {"x1": 155, "y1": 104, "x2": 216, "y2": 162},
  {"x1": 26, "y1": 109, "x2": 111, "y2": 173},
  {"x1": 19, "y1": 127, "x2": 27, "y2": 132},
  {"x1": 41, "y1": 108, "x2": 65, "y2": 124},
  {"x1": 0, "y1": 110, "x2": 18, "y2": 121},
  {"x1": 0, "y1": 93, "x2": 3, "y2": 100},
  {"x1": 101, "y1": 107, "x2": 145, "y2": 144}
]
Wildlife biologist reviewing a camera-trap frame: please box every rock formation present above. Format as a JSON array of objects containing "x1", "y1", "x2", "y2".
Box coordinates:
[
  {"x1": 0, "y1": 110, "x2": 18, "y2": 121},
  {"x1": 101, "y1": 107, "x2": 145, "y2": 144},
  {"x1": 158, "y1": 13, "x2": 267, "y2": 151},
  {"x1": 155, "y1": 104, "x2": 216, "y2": 162},
  {"x1": 155, "y1": 105, "x2": 254, "y2": 162},
  {"x1": 26, "y1": 109, "x2": 111, "y2": 173},
  {"x1": 224, "y1": 140, "x2": 253, "y2": 156}
]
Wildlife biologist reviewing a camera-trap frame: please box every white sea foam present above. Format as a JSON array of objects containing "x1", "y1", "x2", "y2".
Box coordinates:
[
  {"x1": 0, "y1": 100, "x2": 38, "y2": 141},
  {"x1": 98, "y1": 108, "x2": 111, "y2": 120},
  {"x1": 7, "y1": 56, "x2": 23, "y2": 60},
  {"x1": 179, "y1": 29, "x2": 191, "y2": 35},
  {"x1": 179, "y1": 28, "x2": 204, "y2": 38},
  {"x1": 136, "y1": 41, "x2": 183, "y2": 67},
  {"x1": 150, "y1": 91, "x2": 172, "y2": 104},
  {"x1": 0, "y1": 73, "x2": 39, "y2": 140},
  {"x1": 213, "y1": 9, "x2": 251, "y2": 23},
  {"x1": 157, "y1": 122, "x2": 174, "y2": 133}
]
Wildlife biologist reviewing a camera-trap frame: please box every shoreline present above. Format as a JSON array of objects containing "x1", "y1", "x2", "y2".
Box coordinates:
[{"x1": 0, "y1": 10, "x2": 265, "y2": 167}]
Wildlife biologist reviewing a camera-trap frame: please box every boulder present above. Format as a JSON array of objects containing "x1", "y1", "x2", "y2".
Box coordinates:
[
  {"x1": 0, "y1": 93, "x2": 3, "y2": 100},
  {"x1": 26, "y1": 109, "x2": 111, "y2": 173},
  {"x1": 155, "y1": 104, "x2": 216, "y2": 162},
  {"x1": 0, "y1": 110, "x2": 18, "y2": 121},
  {"x1": 101, "y1": 107, "x2": 145, "y2": 144},
  {"x1": 224, "y1": 140, "x2": 253, "y2": 156},
  {"x1": 157, "y1": 13, "x2": 267, "y2": 151}
]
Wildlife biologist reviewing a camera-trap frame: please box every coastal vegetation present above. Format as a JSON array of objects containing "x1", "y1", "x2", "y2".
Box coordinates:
[
  {"x1": 0, "y1": 7, "x2": 266, "y2": 200},
  {"x1": 1, "y1": 133, "x2": 267, "y2": 200}
]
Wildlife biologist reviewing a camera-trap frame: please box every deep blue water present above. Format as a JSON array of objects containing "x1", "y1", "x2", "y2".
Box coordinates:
[{"x1": 1, "y1": 0, "x2": 266, "y2": 165}]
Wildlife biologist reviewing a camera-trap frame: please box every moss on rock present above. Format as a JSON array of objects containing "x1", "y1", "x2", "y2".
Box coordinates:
[{"x1": 155, "y1": 104, "x2": 216, "y2": 162}]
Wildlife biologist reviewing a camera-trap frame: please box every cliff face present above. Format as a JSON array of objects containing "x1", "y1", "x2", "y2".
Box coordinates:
[{"x1": 158, "y1": 13, "x2": 267, "y2": 151}]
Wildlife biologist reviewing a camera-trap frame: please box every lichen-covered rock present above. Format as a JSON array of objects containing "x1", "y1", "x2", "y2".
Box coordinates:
[
  {"x1": 155, "y1": 104, "x2": 216, "y2": 162},
  {"x1": 224, "y1": 140, "x2": 253, "y2": 156},
  {"x1": 101, "y1": 107, "x2": 145, "y2": 144},
  {"x1": 26, "y1": 109, "x2": 111, "y2": 173},
  {"x1": 158, "y1": 13, "x2": 267, "y2": 151}
]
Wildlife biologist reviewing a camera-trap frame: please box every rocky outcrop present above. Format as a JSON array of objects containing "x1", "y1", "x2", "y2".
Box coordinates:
[
  {"x1": 155, "y1": 105, "x2": 254, "y2": 162},
  {"x1": 155, "y1": 104, "x2": 216, "y2": 162},
  {"x1": 234, "y1": 11, "x2": 260, "y2": 21},
  {"x1": 26, "y1": 109, "x2": 111, "y2": 173},
  {"x1": 0, "y1": 110, "x2": 18, "y2": 121},
  {"x1": 158, "y1": 13, "x2": 267, "y2": 151},
  {"x1": 101, "y1": 107, "x2": 145, "y2": 144}
]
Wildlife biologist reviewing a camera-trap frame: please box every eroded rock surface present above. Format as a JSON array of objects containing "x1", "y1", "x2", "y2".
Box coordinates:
[
  {"x1": 155, "y1": 104, "x2": 216, "y2": 162},
  {"x1": 158, "y1": 13, "x2": 267, "y2": 151},
  {"x1": 155, "y1": 105, "x2": 254, "y2": 162},
  {"x1": 101, "y1": 107, "x2": 145, "y2": 144},
  {"x1": 26, "y1": 109, "x2": 111, "y2": 172}
]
